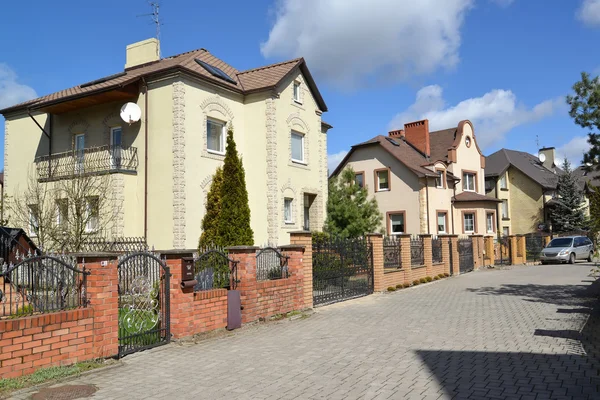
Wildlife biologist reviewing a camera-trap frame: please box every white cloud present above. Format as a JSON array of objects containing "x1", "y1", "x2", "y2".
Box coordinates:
[
  {"x1": 328, "y1": 150, "x2": 348, "y2": 173},
  {"x1": 577, "y1": 0, "x2": 600, "y2": 26},
  {"x1": 389, "y1": 85, "x2": 565, "y2": 149},
  {"x1": 0, "y1": 64, "x2": 37, "y2": 110},
  {"x1": 556, "y1": 136, "x2": 590, "y2": 167}
]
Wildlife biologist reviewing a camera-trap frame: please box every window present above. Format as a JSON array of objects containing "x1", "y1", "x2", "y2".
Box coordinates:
[
  {"x1": 284, "y1": 198, "x2": 293, "y2": 223},
  {"x1": 28, "y1": 205, "x2": 39, "y2": 237},
  {"x1": 75, "y1": 134, "x2": 85, "y2": 173},
  {"x1": 435, "y1": 170, "x2": 444, "y2": 188},
  {"x1": 355, "y1": 172, "x2": 364, "y2": 188},
  {"x1": 376, "y1": 169, "x2": 390, "y2": 191},
  {"x1": 486, "y1": 213, "x2": 495, "y2": 233},
  {"x1": 389, "y1": 213, "x2": 405, "y2": 235},
  {"x1": 463, "y1": 172, "x2": 476, "y2": 192},
  {"x1": 110, "y1": 127, "x2": 122, "y2": 169},
  {"x1": 502, "y1": 200, "x2": 509, "y2": 219},
  {"x1": 291, "y1": 131, "x2": 305, "y2": 163},
  {"x1": 463, "y1": 213, "x2": 475, "y2": 233},
  {"x1": 293, "y1": 81, "x2": 301, "y2": 103},
  {"x1": 207, "y1": 119, "x2": 225, "y2": 154},
  {"x1": 437, "y1": 212, "x2": 447, "y2": 233},
  {"x1": 485, "y1": 179, "x2": 494, "y2": 193},
  {"x1": 56, "y1": 199, "x2": 68, "y2": 229},
  {"x1": 499, "y1": 172, "x2": 507, "y2": 190},
  {"x1": 85, "y1": 197, "x2": 99, "y2": 232},
  {"x1": 503, "y1": 227, "x2": 509, "y2": 237}
]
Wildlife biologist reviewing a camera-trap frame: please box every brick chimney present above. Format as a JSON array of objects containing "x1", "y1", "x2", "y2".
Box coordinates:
[
  {"x1": 388, "y1": 129, "x2": 405, "y2": 138},
  {"x1": 403, "y1": 119, "x2": 430, "y2": 157},
  {"x1": 125, "y1": 38, "x2": 160, "y2": 69}
]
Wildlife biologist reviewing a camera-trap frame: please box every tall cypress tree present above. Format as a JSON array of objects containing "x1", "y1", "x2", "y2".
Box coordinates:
[
  {"x1": 217, "y1": 128, "x2": 254, "y2": 246},
  {"x1": 199, "y1": 167, "x2": 223, "y2": 248},
  {"x1": 550, "y1": 159, "x2": 585, "y2": 233}
]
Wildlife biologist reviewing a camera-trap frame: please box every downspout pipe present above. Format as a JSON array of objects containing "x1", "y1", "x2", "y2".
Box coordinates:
[
  {"x1": 425, "y1": 179, "x2": 431, "y2": 234},
  {"x1": 451, "y1": 185, "x2": 456, "y2": 234},
  {"x1": 142, "y1": 78, "x2": 149, "y2": 242}
]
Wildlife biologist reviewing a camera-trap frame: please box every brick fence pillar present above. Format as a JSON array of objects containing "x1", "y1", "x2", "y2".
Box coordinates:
[
  {"x1": 228, "y1": 246, "x2": 259, "y2": 324},
  {"x1": 543, "y1": 235, "x2": 551, "y2": 246},
  {"x1": 484, "y1": 236, "x2": 494, "y2": 266},
  {"x1": 420, "y1": 235, "x2": 433, "y2": 277},
  {"x1": 509, "y1": 236, "x2": 519, "y2": 265},
  {"x1": 518, "y1": 235, "x2": 527, "y2": 263},
  {"x1": 367, "y1": 233, "x2": 384, "y2": 292},
  {"x1": 471, "y1": 235, "x2": 483, "y2": 270},
  {"x1": 162, "y1": 250, "x2": 195, "y2": 339},
  {"x1": 448, "y1": 235, "x2": 459, "y2": 275},
  {"x1": 398, "y1": 234, "x2": 412, "y2": 283},
  {"x1": 278, "y1": 244, "x2": 306, "y2": 310},
  {"x1": 438, "y1": 235, "x2": 451, "y2": 275},
  {"x1": 290, "y1": 231, "x2": 313, "y2": 309}
]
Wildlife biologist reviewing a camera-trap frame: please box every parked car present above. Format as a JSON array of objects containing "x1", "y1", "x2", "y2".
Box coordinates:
[{"x1": 540, "y1": 236, "x2": 594, "y2": 264}]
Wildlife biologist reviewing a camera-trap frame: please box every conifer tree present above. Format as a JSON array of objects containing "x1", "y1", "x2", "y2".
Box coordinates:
[
  {"x1": 217, "y1": 128, "x2": 254, "y2": 246},
  {"x1": 550, "y1": 159, "x2": 585, "y2": 233},
  {"x1": 567, "y1": 72, "x2": 600, "y2": 169},
  {"x1": 325, "y1": 167, "x2": 382, "y2": 238},
  {"x1": 199, "y1": 167, "x2": 223, "y2": 248}
]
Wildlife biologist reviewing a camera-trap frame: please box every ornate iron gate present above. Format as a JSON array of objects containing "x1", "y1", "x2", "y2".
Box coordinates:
[
  {"x1": 458, "y1": 238, "x2": 474, "y2": 274},
  {"x1": 117, "y1": 251, "x2": 170, "y2": 357},
  {"x1": 312, "y1": 236, "x2": 373, "y2": 306}
]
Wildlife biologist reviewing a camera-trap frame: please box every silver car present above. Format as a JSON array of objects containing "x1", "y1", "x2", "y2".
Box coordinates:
[{"x1": 540, "y1": 236, "x2": 594, "y2": 264}]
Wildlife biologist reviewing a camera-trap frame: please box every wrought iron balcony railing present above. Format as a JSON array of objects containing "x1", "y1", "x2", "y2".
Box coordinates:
[{"x1": 35, "y1": 145, "x2": 139, "y2": 181}]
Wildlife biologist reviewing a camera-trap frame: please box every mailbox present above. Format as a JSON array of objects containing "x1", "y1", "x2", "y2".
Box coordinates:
[{"x1": 181, "y1": 257, "x2": 195, "y2": 281}]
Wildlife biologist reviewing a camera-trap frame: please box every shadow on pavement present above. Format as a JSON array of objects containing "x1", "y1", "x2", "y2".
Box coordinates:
[{"x1": 416, "y1": 349, "x2": 600, "y2": 399}]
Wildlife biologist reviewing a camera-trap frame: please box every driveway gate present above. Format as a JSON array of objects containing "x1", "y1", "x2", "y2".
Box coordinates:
[
  {"x1": 117, "y1": 251, "x2": 170, "y2": 357},
  {"x1": 458, "y1": 238, "x2": 474, "y2": 274},
  {"x1": 495, "y1": 236, "x2": 511, "y2": 265},
  {"x1": 312, "y1": 236, "x2": 373, "y2": 306}
]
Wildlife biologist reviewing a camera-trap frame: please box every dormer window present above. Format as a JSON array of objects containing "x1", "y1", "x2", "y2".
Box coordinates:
[{"x1": 293, "y1": 81, "x2": 301, "y2": 103}]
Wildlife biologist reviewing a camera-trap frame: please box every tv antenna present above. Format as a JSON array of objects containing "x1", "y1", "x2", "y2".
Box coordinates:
[
  {"x1": 535, "y1": 134, "x2": 540, "y2": 149},
  {"x1": 137, "y1": 1, "x2": 162, "y2": 57}
]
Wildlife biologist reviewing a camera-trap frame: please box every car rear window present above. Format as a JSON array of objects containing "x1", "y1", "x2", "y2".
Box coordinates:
[{"x1": 548, "y1": 238, "x2": 573, "y2": 248}]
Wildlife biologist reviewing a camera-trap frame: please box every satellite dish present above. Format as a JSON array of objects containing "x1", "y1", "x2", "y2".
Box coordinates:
[
  {"x1": 120, "y1": 102, "x2": 142, "y2": 125},
  {"x1": 538, "y1": 153, "x2": 546, "y2": 163}
]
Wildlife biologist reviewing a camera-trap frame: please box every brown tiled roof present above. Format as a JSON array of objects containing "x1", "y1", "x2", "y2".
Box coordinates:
[
  {"x1": 452, "y1": 192, "x2": 502, "y2": 203},
  {"x1": 486, "y1": 149, "x2": 560, "y2": 189},
  {"x1": 0, "y1": 50, "x2": 326, "y2": 114},
  {"x1": 429, "y1": 128, "x2": 457, "y2": 162}
]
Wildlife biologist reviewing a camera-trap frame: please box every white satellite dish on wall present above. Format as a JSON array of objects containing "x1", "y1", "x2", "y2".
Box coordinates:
[
  {"x1": 538, "y1": 153, "x2": 546, "y2": 163},
  {"x1": 120, "y1": 102, "x2": 142, "y2": 125}
]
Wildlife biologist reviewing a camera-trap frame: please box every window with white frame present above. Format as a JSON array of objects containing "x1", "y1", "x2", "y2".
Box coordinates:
[
  {"x1": 293, "y1": 81, "x2": 301, "y2": 103},
  {"x1": 464, "y1": 213, "x2": 475, "y2": 233},
  {"x1": 376, "y1": 169, "x2": 390, "y2": 191},
  {"x1": 28, "y1": 205, "x2": 39, "y2": 237},
  {"x1": 284, "y1": 198, "x2": 293, "y2": 223},
  {"x1": 389, "y1": 213, "x2": 405, "y2": 235},
  {"x1": 499, "y1": 172, "x2": 507, "y2": 189},
  {"x1": 502, "y1": 200, "x2": 509, "y2": 219},
  {"x1": 486, "y1": 213, "x2": 495, "y2": 233},
  {"x1": 463, "y1": 172, "x2": 476, "y2": 192},
  {"x1": 435, "y1": 170, "x2": 444, "y2": 188},
  {"x1": 207, "y1": 119, "x2": 225, "y2": 154},
  {"x1": 437, "y1": 212, "x2": 447, "y2": 233},
  {"x1": 503, "y1": 227, "x2": 509, "y2": 237},
  {"x1": 85, "y1": 197, "x2": 99, "y2": 232},
  {"x1": 291, "y1": 131, "x2": 305, "y2": 163},
  {"x1": 56, "y1": 199, "x2": 68, "y2": 229}
]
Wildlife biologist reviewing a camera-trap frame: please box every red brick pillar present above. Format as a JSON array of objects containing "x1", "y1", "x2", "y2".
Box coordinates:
[
  {"x1": 367, "y1": 234, "x2": 384, "y2": 292},
  {"x1": 484, "y1": 236, "x2": 494, "y2": 266},
  {"x1": 79, "y1": 254, "x2": 119, "y2": 359},
  {"x1": 543, "y1": 235, "x2": 551, "y2": 246},
  {"x1": 278, "y1": 244, "x2": 306, "y2": 311},
  {"x1": 290, "y1": 232, "x2": 313, "y2": 309},
  {"x1": 438, "y1": 235, "x2": 451, "y2": 275},
  {"x1": 398, "y1": 234, "x2": 412, "y2": 283},
  {"x1": 228, "y1": 246, "x2": 259, "y2": 324},
  {"x1": 518, "y1": 236, "x2": 527, "y2": 263},
  {"x1": 471, "y1": 235, "x2": 483, "y2": 270},
  {"x1": 163, "y1": 251, "x2": 195, "y2": 339},
  {"x1": 448, "y1": 235, "x2": 459, "y2": 275},
  {"x1": 420, "y1": 235, "x2": 433, "y2": 277}
]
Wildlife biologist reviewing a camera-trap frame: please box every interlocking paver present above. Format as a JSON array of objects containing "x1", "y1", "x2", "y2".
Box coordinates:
[{"x1": 11, "y1": 263, "x2": 600, "y2": 399}]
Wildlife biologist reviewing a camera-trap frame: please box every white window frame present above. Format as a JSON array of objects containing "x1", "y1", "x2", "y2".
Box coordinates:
[
  {"x1": 502, "y1": 200, "x2": 509, "y2": 219},
  {"x1": 85, "y1": 197, "x2": 99, "y2": 233},
  {"x1": 207, "y1": 118, "x2": 226, "y2": 155},
  {"x1": 463, "y1": 172, "x2": 476, "y2": 192},
  {"x1": 56, "y1": 199, "x2": 68, "y2": 229},
  {"x1": 376, "y1": 169, "x2": 390, "y2": 191},
  {"x1": 293, "y1": 81, "x2": 301, "y2": 103},
  {"x1": 74, "y1": 133, "x2": 85, "y2": 174},
  {"x1": 28, "y1": 205, "x2": 39, "y2": 237},
  {"x1": 464, "y1": 213, "x2": 475, "y2": 234},
  {"x1": 284, "y1": 198, "x2": 294, "y2": 224},
  {"x1": 291, "y1": 131, "x2": 305, "y2": 164},
  {"x1": 389, "y1": 213, "x2": 405, "y2": 235},
  {"x1": 486, "y1": 213, "x2": 494, "y2": 233},
  {"x1": 499, "y1": 172, "x2": 507, "y2": 190},
  {"x1": 435, "y1": 170, "x2": 444, "y2": 188},
  {"x1": 110, "y1": 126, "x2": 122, "y2": 169},
  {"x1": 437, "y1": 212, "x2": 447, "y2": 234}
]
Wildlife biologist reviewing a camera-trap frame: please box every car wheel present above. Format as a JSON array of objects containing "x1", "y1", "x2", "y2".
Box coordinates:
[
  {"x1": 569, "y1": 253, "x2": 575, "y2": 264},
  {"x1": 588, "y1": 252, "x2": 593, "y2": 262}
]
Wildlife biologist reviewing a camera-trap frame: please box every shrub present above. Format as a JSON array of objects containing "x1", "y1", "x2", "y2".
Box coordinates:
[
  {"x1": 413, "y1": 279, "x2": 420, "y2": 285},
  {"x1": 10, "y1": 304, "x2": 33, "y2": 319},
  {"x1": 437, "y1": 274, "x2": 444, "y2": 279},
  {"x1": 403, "y1": 283, "x2": 411, "y2": 288},
  {"x1": 396, "y1": 284, "x2": 403, "y2": 289},
  {"x1": 444, "y1": 272, "x2": 450, "y2": 277},
  {"x1": 419, "y1": 277, "x2": 427, "y2": 284},
  {"x1": 426, "y1": 276, "x2": 433, "y2": 282},
  {"x1": 433, "y1": 276, "x2": 440, "y2": 281},
  {"x1": 387, "y1": 286, "x2": 396, "y2": 292}
]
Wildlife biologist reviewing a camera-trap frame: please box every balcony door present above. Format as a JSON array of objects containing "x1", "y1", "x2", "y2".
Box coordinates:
[
  {"x1": 110, "y1": 127, "x2": 122, "y2": 169},
  {"x1": 75, "y1": 134, "x2": 85, "y2": 174}
]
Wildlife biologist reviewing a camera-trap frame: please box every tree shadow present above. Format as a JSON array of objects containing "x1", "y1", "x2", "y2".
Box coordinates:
[{"x1": 416, "y1": 349, "x2": 600, "y2": 399}]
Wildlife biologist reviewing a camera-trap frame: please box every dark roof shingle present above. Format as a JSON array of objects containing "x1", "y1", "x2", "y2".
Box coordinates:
[
  {"x1": 485, "y1": 149, "x2": 559, "y2": 189},
  {"x1": 452, "y1": 192, "x2": 502, "y2": 203}
]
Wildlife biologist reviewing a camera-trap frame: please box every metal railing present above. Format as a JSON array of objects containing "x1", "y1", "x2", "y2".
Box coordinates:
[
  {"x1": 35, "y1": 145, "x2": 138, "y2": 181},
  {"x1": 256, "y1": 247, "x2": 289, "y2": 281},
  {"x1": 432, "y1": 237, "x2": 443, "y2": 264},
  {"x1": 78, "y1": 237, "x2": 148, "y2": 253},
  {"x1": 383, "y1": 236, "x2": 401, "y2": 269},
  {"x1": 193, "y1": 249, "x2": 238, "y2": 291},
  {"x1": 410, "y1": 237, "x2": 424, "y2": 267}
]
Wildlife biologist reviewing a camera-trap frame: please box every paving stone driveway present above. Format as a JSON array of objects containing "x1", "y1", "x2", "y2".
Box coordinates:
[{"x1": 16, "y1": 263, "x2": 600, "y2": 399}]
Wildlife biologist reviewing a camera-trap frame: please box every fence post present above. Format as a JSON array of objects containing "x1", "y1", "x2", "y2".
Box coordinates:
[
  {"x1": 518, "y1": 235, "x2": 527, "y2": 263},
  {"x1": 420, "y1": 235, "x2": 433, "y2": 277},
  {"x1": 398, "y1": 234, "x2": 412, "y2": 284},
  {"x1": 543, "y1": 235, "x2": 551, "y2": 246},
  {"x1": 162, "y1": 250, "x2": 196, "y2": 339},
  {"x1": 448, "y1": 235, "x2": 460, "y2": 275},
  {"x1": 438, "y1": 235, "x2": 451, "y2": 275},
  {"x1": 278, "y1": 244, "x2": 306, "y2": 311},
  {"x1": 471, "y1": 235, "x2": 483, "y2": 270},
  {"x1": 228, "y1": 246, "x2": 260, "y2": 324},
  {"x1": 290, "y1": 232, "x2": 313, "y2": 309},
  {"x1": 509, "y1": 236, "x2": 519, "y2": 265},
  {"x1": 366, "y1": 233, "x2": 384, "y2": 292},
  {"x1": 484, "y1": 236, "x2": 494, "y2": 267}
]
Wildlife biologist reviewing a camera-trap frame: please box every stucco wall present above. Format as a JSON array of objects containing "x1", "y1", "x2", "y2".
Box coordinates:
[
  {"x1": 453, "y1": 202, "x2": 497, "y2": 236},
  {"x1": 426, "y1": 162, "x2": 454, "y2": 234},
  {"x1": 448, "y1": 123, "x2": 485, "y2": 196},
  {"x1": 507, "y1": 166, "x2": 544, "y2": 234}
]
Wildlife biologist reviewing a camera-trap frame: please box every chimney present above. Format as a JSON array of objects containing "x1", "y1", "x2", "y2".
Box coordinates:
[
  {"x1": 403, "y1": 119, "x2": 430, "y2": 157},
  {"x1": 539, "y1": 147, "x2": 556, "y2": 172},
  {"x1": 125, "y1": 38, "x2": 160, "y2": 69},
  {"x1": 388, "y1": 129, "x2": 405, "y2": 138}
]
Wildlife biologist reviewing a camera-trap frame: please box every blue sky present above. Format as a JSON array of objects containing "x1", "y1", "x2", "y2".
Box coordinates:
[{"x1": 1, "y1": 0, "x2": 600, "y2": 171}]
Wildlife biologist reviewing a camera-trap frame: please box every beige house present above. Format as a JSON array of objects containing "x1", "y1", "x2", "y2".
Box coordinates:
[
  {"x1": 0, "y1": 38, "x2": 330, "y2": 248},
  {"x1": 332, "y1": 119, "x2": 500, "y2": 236}
]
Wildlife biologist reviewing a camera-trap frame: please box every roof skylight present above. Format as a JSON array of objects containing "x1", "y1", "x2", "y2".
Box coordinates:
[{"x1": 195, "y1": 59, "x2": 237, "y2": 85}]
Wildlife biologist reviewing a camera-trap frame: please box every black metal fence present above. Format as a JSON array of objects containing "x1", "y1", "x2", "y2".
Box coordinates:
[
  {"x1": 525, "y1": 235, "x2": 545, "y2": 262},
  {"x1": 458, "y1": 237, "x2": 474, "y2": 273},
  {"x1": 410, "y1": 237, "x2": 424, "y2": 267},
  {"x1": 432, "y1": 237, "x2": 443, "y2": 264},
  {"x1": 0, "y1": 254, "x2": 89, "y2": 318},
  {"x1": 383, "y1": 236, "x2": 401, "y2": 269},
  {"x1": 256, "y1": 247, "x2": 289, "y2": 281},
  {"x1": 494, "y1": 236, "x2": 511, "y2": 265},
  {"x1": 194, "y1": 249, "x2": 239, "y2": 291},
  {"x1": 78, "y1": 237, "x2": 148, "y2": 253}
]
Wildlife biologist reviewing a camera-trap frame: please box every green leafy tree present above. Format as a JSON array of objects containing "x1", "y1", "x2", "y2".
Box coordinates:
[
  {"x1": 217, "y1": 128, "x2": 254, "y2": 246},
  {"x1": 199, "y1": 167, "x2": 223, "y2": 248},
  {"x1": 325, "y1": 166, "x2": 382, "y2": 238},
  {"x1": 566, "y1": 72, "x2": 600, "y2": 169},
  {"x1": 550, "y1": 159, "x2": 586, "y2": 233}
]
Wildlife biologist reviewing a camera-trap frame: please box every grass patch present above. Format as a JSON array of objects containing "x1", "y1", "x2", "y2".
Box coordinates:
[
  {"x1": 0, "y1": 360, "x2": 107, "y2": 395},
  {"x1": 118, "y1": 308, "x2": 161, "y2": 346}
]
